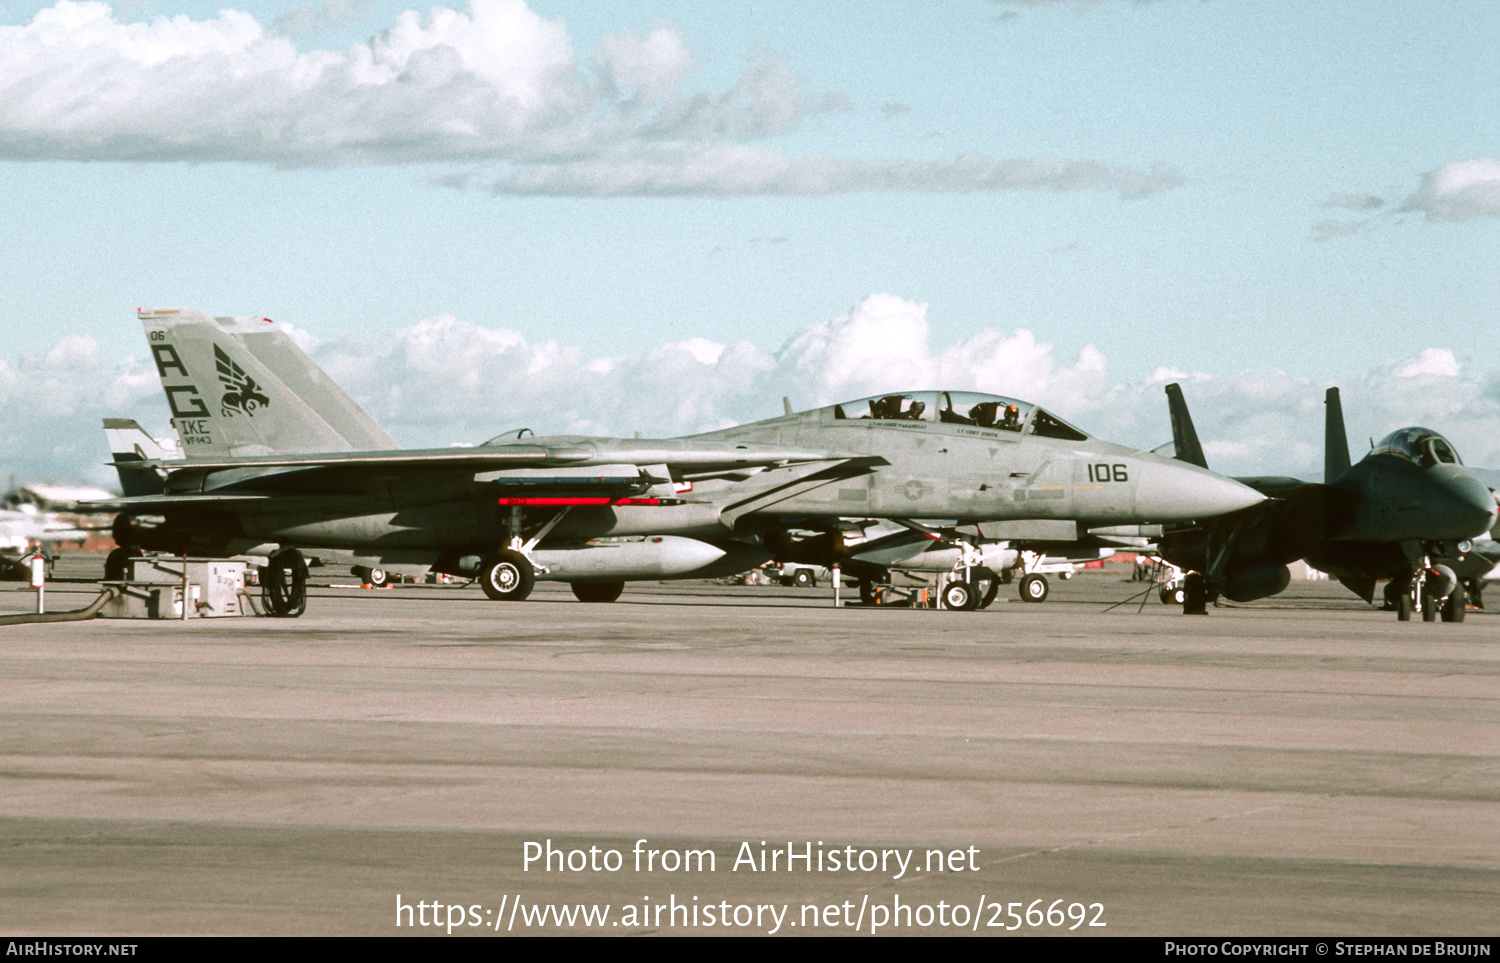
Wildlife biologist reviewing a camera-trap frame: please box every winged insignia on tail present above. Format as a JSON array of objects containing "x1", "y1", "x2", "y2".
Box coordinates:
[{"x1": 214, "y1": 344, "x2": 270, "y2": 417}]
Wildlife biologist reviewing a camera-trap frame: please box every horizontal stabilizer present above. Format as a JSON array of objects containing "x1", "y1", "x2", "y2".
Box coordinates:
[{"x1": 103, "y1": 418, "x2": 181, "y2": 497}]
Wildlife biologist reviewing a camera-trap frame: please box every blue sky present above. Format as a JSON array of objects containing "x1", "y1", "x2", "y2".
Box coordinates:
[{"x1": 0, "y1": 0, "x2": 1496, "y2": 482}]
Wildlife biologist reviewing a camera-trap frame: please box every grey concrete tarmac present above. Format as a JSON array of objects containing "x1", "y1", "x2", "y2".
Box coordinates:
[{"x1": 0, "y1": 560, "x2": 1495, "y2": 936}]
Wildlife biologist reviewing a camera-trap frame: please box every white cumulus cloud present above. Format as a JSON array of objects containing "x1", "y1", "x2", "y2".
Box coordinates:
[
  {"x1": 0, "y1": 336, "x2": 162, "y2": 488},
  {"x1": 1396, "y1": 348, "x2": 1461, "y2": 379},
  {"x1": 0, "y1": 0, "x2": 1183, "y2": 198},
  {"x1": 462, "y1": 147, "x2": 1182, "y2": 198},
  {"x1": 1402, "y1": 157, "x2": 1500, "y2": 221}
]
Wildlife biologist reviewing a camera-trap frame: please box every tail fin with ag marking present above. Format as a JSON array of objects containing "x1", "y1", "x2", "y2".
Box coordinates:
[{"x1": 138, "y1": 308, "x2": 397, "y2": 459}]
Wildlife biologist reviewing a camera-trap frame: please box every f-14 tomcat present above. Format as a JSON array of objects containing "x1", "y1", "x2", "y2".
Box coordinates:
[
  {"x1": 94, "y1": 308, "x2": 1265, "y2": 615},
  {"x1": 1157, "y1": 384, "x2": 1497, "y2": 620}
]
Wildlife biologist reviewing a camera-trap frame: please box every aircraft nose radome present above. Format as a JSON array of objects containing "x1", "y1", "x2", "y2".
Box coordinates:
[
  {"x1": 1132, "y1": 460, "x2": 1266, "y2": 522},
  {"x1": 1432, "y1": 472, "x2": 1499, "y2": 540}
]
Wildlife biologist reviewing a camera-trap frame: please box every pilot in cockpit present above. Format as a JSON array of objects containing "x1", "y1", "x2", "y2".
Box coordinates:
[
  {"x1": 1001, "y1": 404, "x2": 1020, "y2": 430},
  {"x1": 904, "y1": 400, "x2": 926, "y2": 421}
]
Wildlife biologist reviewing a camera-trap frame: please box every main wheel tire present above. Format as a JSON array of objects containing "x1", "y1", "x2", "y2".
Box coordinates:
[
  {"x1": 1382, "y1": 580, "x2": 1402, "y2": 611},
  {"x1": 571, "y1": 581, "x2": 624, "y2": 603},
  {"x1": 1441, "y1": 583, "x2": 1466, "y2": 622},
  {"x1": 479, "y1": 550, "x2": 535, "y2": 601},
  {"x1": 793, "y1": 569, "x2": 815, "y2": 588},
  {"x1": 941, "y1": 580, "x2": 976, "y2": 611},
  {"x1": 262, "y1": 548, "x2": 308, "y2": 618},
  {"x1": 1396, "y1": 591, "x2": 1413, "y2": 621},
  {"x1": 367, "y1": 568, "x2": 389, "y2": 588},
  {"x1": 1019, "y1": 573, "x2": 1049, "y2": 603},
  {"x1": 858, "y1": 579, "x2": 878, "y2": 605}
]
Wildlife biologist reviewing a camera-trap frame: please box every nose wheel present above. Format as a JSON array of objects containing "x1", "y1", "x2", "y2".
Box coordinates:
[{"x1": 1440, "y1": 582, "x2": 1466, "y2": 622}]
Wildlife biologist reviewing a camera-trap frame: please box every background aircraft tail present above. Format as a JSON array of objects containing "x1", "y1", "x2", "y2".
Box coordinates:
[
  {"x1": 103, "y1": 418, "x2": 180, "y2": 496},
  {"x1": 1324, "y1": 387, "x2": 1351, "y2": 483},
  {"x1": 1164, "y1": 383, "x2": 1210, "y2": 469},
  {"x1": 138, "y1": 308, "x2": 397, "y2": 458}
]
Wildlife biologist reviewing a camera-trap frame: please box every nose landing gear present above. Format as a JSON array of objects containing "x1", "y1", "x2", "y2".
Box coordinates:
[{"x1": 1389, "y1": 561, "x2": 1465, "y2": 623}]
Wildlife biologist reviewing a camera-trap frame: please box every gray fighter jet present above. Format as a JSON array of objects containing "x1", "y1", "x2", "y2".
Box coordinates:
[
  {"x1": 1157, "y1": 384, "x2": 1497, "y2": 620},
  {"x1": 94, "y1": 308, "x2": 1265, "y2": 614}
]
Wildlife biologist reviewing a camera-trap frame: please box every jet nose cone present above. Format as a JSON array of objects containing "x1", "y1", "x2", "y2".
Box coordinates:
[
  {"x1": 1132, "y1": 459, "x2": 1266, "y2": 522},
  {"x1": 1428, "y1": 471, "x2": 1499, "y2": 541}
]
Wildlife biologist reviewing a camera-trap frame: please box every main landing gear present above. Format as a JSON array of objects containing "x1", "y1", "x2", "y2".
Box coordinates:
[
  {"x1": 478, "y1": 549, "x2": 535, "y2": 602},
  {"x1": 475, "y1": 505, "x2": 578, "y2": 602}
]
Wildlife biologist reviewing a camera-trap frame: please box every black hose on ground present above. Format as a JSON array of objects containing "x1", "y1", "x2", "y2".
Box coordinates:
[{"x1": 0, "y1": 587, "x2": 121, "y2": 627}]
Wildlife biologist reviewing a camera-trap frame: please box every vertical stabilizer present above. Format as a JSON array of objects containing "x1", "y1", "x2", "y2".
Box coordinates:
[
  {"x1": 1164, "y1": 383, "x2": 1209, "y2": 469},
  {"x1": 231, "y1": 324, "x2": 397, "y2": 451},
  {"x1": 138, "y1": 308, "x2": 393, "y2": 458},
  {"x1": 103, "y1": 418, "x2": 181, "y2": 496},
  {"x1": 1324, "y1": 387, "x2": 1351, "y2": 483}
]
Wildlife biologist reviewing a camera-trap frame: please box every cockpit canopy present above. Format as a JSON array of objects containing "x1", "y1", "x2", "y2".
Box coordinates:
[
  {"x1": 830, "y1": 391, "x2": 1090, "y2": 441},
  {"x1": 1372, "y1": 427, "x2": 1463, "y2": 468}
]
